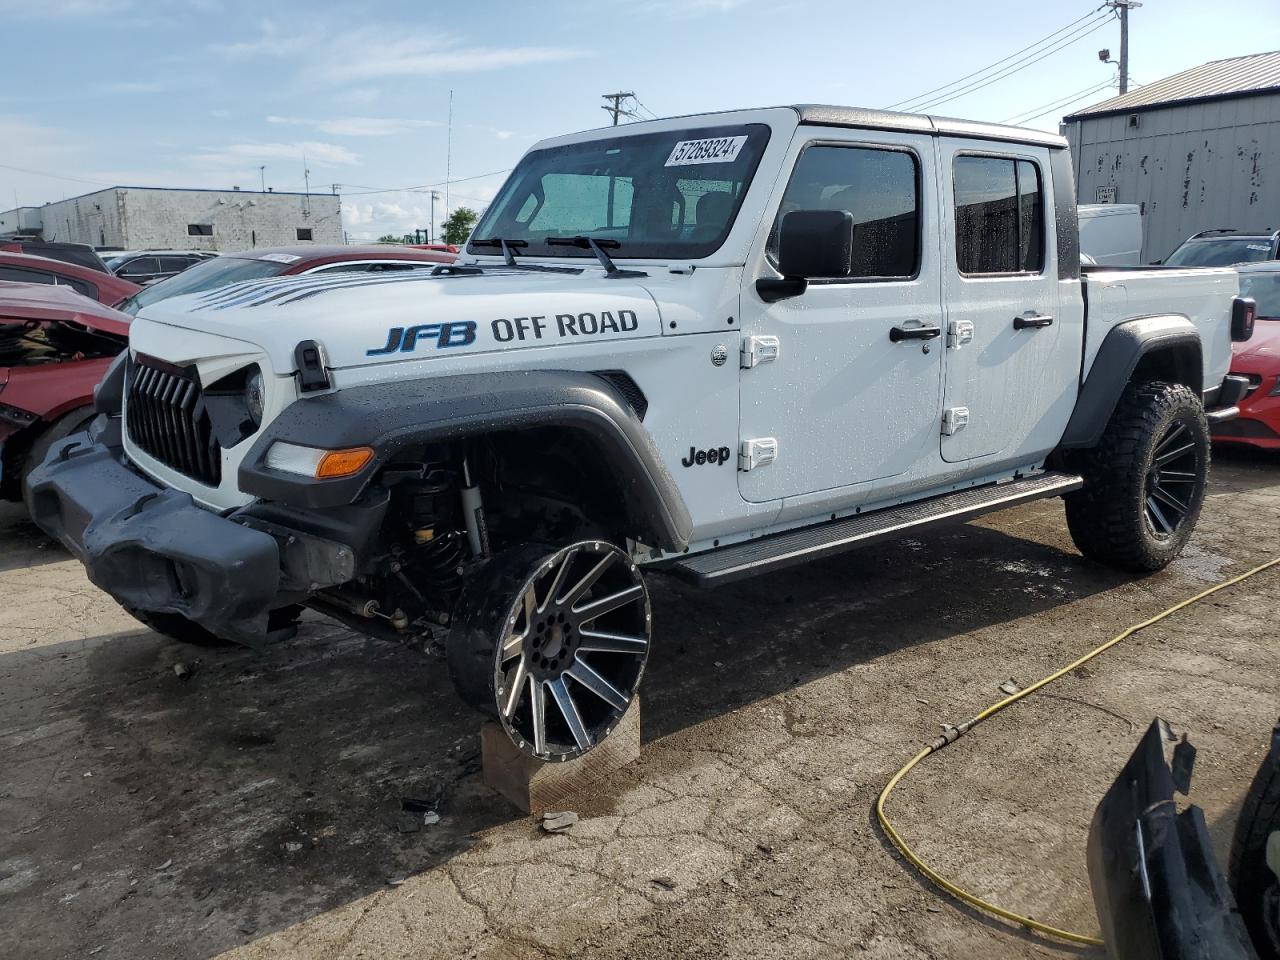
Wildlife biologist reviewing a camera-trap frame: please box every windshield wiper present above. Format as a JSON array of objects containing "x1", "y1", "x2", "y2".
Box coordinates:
[
  {"x1": 545, "y1": 236, "x2": 647, "y2": 279},
  {"x1": 470, "y1": 237, "x2": 528, "y2": 267}
]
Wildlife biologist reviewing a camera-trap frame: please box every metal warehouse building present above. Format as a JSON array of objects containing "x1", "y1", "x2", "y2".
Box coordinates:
[
  {"x1": 1063, "y1": 50, "x2": 1280, "y2": 263},
  {"x1": 9, "y1": 186, "x2": 343, "y2": 251}
]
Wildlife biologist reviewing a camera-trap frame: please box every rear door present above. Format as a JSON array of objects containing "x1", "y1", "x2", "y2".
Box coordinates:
[
  {"x1": 738, "y1": 130, "x2": 944, "y2": 502},
  {"x1": 937, "y1": 143, "x2": 1074, "y2": 462}
]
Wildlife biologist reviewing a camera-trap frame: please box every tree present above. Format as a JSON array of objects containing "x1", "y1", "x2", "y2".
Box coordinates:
[
  {"x1": 377, "y1": 233, "x2": 416, "y2": 244},
  {"x1": 442, "y1": 207, "x2": 480, "y2": 246}
]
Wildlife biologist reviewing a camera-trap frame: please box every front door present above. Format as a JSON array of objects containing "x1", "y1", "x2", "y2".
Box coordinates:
[
  {"x1": 936, "y1": 143, "x2": 1069, "y2": 462},
  {"x1": 738, "y1": 132, "x2": 945, "y2": 504}
]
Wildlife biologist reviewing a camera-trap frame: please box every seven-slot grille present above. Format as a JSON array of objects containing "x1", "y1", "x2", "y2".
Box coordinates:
[{"x1": 125, "y1": 355, "x2": 221, "y2": 486}]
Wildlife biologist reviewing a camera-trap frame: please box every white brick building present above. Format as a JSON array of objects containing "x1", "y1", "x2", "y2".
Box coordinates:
[{"x1": 7, "y1": 186, "x2": 343, "y2": 251}]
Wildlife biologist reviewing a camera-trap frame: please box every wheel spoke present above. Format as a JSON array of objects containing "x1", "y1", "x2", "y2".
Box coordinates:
[
  {"x1": 1146, "y1": 496, "x2": 1175, "y2": 535},
  {"x1": 501, "y1": 587, "x2": 536, "y2": 660},
  {"x1": 538, "y1": 548, "x2": 577, "y2": 614},
  {"x1": 529, "y1": 677, "x2": 547, "y2": 756},
  {"x1": 577, "y1": 628, "x2": 649, "y2": 655},
  {"x1": 558, "y1": 553, "x2": 616, "y2": 608},
  {"x1": 1155, "y1": 442, "x2": 1195, "y2": 466},
  {"x1": 547, "y1": 676, "x2": 592, "y2": 752},
  {"x1": 501, "y1": 658, "x2": 527, "y2": 719},
  {"x1": 1152, "y1": 483, "x2": 1189, "y2": 517},
  {"x1": 572, "y1": 583, "x2": 645, "y2": 623},
  {"x1": 566, "y1": 656, "x2": 630, "y2": 711},
  {"x1": 1154, "y1": 422, "x2": 1186, "y2": 457},
  {"x1": 1158, "y1": 469, "x2": 1198, "y2": 483}
]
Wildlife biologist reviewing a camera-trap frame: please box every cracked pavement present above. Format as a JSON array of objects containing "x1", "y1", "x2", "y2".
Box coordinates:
[{"x1": 2, "y1": 448, "x2": 1279, "y2": 959}]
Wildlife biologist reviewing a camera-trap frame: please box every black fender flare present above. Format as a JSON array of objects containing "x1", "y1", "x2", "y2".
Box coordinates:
[
  {"x1": 238, "y1": 370, "x2": 693, "y2": 552},
  {"x1": 1058, "y1": 315, "x2": 1203, "y2": 450}
]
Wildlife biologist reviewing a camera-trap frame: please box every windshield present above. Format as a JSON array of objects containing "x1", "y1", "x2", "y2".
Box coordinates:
[
  {"x1": 1240, "y1": 271, "x2": 1280, "y2": 319},
  {"x1": 1164, "y1": 237, "x2": 1275, "y2": 267},
  {"x1": 469, "y1": 124, "x2": 770, "y2": 260},
  {"x1": 118, "y1": 256, "x2": 289, "y2": 316}
]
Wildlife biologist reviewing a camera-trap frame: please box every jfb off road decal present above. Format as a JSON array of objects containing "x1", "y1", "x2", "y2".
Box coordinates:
[
  {"x1": 491, "y1": 310, "x2": 639, "y2": 342},
  {"x1": 367, "y1": 322, "x2": 477, "y2": 355}
]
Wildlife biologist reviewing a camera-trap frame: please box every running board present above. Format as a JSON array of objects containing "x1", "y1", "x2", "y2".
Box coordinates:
[{"x1": 669, "y1": 471, "x2": 1083, "y2": 586}]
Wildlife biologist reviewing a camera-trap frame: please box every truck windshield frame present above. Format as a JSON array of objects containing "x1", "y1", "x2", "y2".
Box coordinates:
[{"x1": 468, "y1": 123, "x2": 771, "y2": 261}]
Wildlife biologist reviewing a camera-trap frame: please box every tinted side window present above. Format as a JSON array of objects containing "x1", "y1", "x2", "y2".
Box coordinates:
[
  {"x1": 118, "y1": 257, "x2": 160, "y2": 278},
  {"x1": 769, "y1": 145, "x2": 920, "y2": 279},
  {"x1": 0, "y1": 266, "x2": 55, "y2": 284},
  {"x1": 954, "y1": 155, "x2": 1044, "y2": 274},
  {"x1": 158, "y1": 256, "x2": 193, "y2": 272}
]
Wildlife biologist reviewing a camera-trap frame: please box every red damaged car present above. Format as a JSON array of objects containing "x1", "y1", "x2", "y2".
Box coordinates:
[
  {"x1": 1, "y1": 244, "x2": 454, "y2": 504},
  {"x1": 0, "y1": 284, "x2": 130, "y2": 500},
  {"x1": 1212, "y1": 262, "x2": 1280, "y2": 451},
  {"x1": 0, "y1": 251, "x2": 142, "y2": 307}
]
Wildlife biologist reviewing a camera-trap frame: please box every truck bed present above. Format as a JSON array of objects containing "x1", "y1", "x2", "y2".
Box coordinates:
[{"x1": 1081, "y1": 265, "x2": 1236, "y2": 392}]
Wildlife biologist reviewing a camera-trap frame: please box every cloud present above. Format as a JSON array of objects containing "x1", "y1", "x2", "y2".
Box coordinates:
[
  {"x1": 196, "y1": 140, "x2": 362, "y2": 168},
  {"x1": 267, "y1": 115, "x2": 438, "y2": 137},
  {"x1": 0, "y1": 0, "x2": 133, "y2": 16},
  {"x1": 104, "y1": 80, "x2": 166, "y2": 95},
  {"x1": 214, "y1": 21, "x2": 586, "y2": 83}
]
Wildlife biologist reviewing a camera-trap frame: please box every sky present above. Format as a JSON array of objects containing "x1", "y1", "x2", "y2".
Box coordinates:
[{"x1": 2, "y1": 0, "x2": 1278, "y2": 242}]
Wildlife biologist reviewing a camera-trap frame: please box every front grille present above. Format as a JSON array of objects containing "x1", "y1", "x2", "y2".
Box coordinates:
[{"x1": 126, "y1": 356, "x2": 221, "y2": 485}]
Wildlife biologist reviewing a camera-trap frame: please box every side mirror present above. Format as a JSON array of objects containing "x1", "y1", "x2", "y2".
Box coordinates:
[
  {"x1": 1231, "y1": 296, "x2": 1256, "y2": 342},
  {"x1": 757, "y1": 209, "x2": 854, "y2": 303}
]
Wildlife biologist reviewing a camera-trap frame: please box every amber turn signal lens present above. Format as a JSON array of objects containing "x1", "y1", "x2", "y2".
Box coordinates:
[{"x1": 315, "y1": 446, "x2": 374, "y2": 479}]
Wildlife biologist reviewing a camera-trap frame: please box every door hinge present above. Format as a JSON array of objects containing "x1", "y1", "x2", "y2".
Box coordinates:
[
  {"x1": 942, "y1": 407, "x2": 970, "y2": 436},
  {"x1": 739, "y1": 437, "x2": 778, "y2": 471},
  {"x1": 947, "y1": 320, "x2": 974, "y2": 349},
  {"x1": 740, "y1": 335, "x2": 780, "y2": 369}
]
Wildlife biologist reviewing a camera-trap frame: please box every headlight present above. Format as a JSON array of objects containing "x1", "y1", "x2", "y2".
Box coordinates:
[{"x1": 244, "y1": 369, "x2": 265, "y2": 426}]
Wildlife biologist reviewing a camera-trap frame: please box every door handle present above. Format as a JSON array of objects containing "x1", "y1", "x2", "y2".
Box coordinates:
[
  {"x1": 889, "y1": 324, "x2": 942, "y2": 342},
  {"x1": 1013, "y1": 314, "x2": 1054, "y2": 330}
]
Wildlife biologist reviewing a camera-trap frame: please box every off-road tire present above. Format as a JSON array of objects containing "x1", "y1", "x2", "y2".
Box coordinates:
[
  {"x1": 1064, "y1": 381, "x2": 1209, "y2": 572},
  {"x1": 126, "y1": 605, "x2": 303, "y2": 647},
  {"x1": 20, "y1": 406, "x2": 95, "y2": 513},
  {"x1": 1230, "y1": 724, "x2": 1280, "y2": 958}
]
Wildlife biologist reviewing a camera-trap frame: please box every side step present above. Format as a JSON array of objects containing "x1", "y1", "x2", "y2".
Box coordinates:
[{"x1": 670, "y1": 471, "x2": 1083, "y2": 586}]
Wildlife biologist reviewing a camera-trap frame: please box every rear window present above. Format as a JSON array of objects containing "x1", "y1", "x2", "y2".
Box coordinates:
[
  {"x1": 120, "y1": 256, "x2": 289, "y2": 316},
  {"x1": 1164, "y1": 237, "x2": 1275, "y2": 267},
  {"x1": 954, "y1": 156, "x2": 1044, "y2": 275}
]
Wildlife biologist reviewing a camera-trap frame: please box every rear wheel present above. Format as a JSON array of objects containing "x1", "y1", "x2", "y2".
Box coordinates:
[
  {"x1": 448, "y1": 540, "x2": 651, "y2": 762},
  {"x1": 1065, "y1": 381, "x2": 1209, "y2": 571}
]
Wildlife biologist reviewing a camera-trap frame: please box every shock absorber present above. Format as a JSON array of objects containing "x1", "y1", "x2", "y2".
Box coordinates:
[{"x1": 460, "y1": 456, "x2": 490, "y2": 558}]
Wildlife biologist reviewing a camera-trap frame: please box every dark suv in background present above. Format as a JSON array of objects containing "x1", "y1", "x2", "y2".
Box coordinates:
[
  {"x1": 1161, "y1": 228, "x2": 1280, "y2": 266},
  {"x1": 105, "y1": 250, "x2": 217, "y2": 285}
]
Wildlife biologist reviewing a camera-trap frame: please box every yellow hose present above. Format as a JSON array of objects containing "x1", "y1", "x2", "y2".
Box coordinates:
[{"x1": 875, "y1": 554, "x2": 1280, "y2": 947}]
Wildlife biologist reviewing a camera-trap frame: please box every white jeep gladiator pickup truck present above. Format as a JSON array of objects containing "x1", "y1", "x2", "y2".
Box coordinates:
[{"x1": 29, "y1": 105, "x2": 1257, "y2": 763}]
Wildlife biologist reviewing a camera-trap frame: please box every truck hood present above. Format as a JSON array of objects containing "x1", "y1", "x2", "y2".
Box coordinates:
[
  {"x1": 133, "y1": 266, "x2": 665, "y2": 373},
  {"x1": 0, "y1": 282, "x2": 131, "y2": 336}
]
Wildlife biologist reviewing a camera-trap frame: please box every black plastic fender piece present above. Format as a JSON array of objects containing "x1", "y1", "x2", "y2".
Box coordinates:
[
  {"x1": 93, "y1": 351, "x2": 128, "y2": 415},
  {"x1": 238, "y1": 370, "x2": 693, "y2": 552},
  {"x1": 1059, "y1": 316, "x2": 1203, "y2": 450},
  {"x1": 1087, "y1": 718, "x2": 1257, "y2": 960}
]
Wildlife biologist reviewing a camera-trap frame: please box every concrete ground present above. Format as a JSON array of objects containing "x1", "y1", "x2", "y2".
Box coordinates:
[{"x1": 2, "y1": 449, "x2": 1278, "y2": 960}]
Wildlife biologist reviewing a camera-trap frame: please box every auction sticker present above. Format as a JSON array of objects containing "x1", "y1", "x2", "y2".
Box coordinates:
[
  {"x1": 665, "y1": 136, "x2": 748, "y2": 166},
  {"x1": 260, "y1": 253, "x2": 302, "y2": 263}
]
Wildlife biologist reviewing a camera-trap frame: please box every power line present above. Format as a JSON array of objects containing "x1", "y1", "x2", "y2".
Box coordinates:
[
  {"x1": 0, "y1": 160, "x2": 114, "y2": 189},
  {"x1": 342, "y1": 167, "x2": 513, "y2": 197},
  {"x1": 632, "y1": 97, "x2": 660, "y2": 121},
  {"x1": 1000, "y1": 79, "x2": 1117, "y2": 125},
  {"x1": 885, "y1": 6, "x2": 1106, "y2": 110},
  {"x1": 907, "y1": 13, "x2": 1116, "y2": 114}
]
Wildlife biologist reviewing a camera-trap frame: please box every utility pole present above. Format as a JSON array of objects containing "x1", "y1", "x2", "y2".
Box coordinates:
[
  {"x1": 1106, "y1": 0, "x2": 1141, "y2": 94},
  {"x1": 445, "y1": 90, "x2": 453, "y2": 218},
  {"x1": 602, "y1": 91, "x2": 637, "y2": 125},
  {"x1": 430, "y1": 189, "x2": 441, "y2": 244},
  {"x1": 259, "y1": 165, "x2": 266, "y2": 193}
]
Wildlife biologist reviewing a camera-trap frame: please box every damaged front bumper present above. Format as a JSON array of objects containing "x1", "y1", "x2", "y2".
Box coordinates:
[
  {"x1": 1087, "y1": 718, "x2": 1258, "y2": 960},
  {"x1": 26, "y1": 415, "x2": 374, "y2": 645}
]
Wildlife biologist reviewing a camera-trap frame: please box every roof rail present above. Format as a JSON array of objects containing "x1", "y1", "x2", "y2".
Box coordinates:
[{"x1": 1192, "y1": 228, "x2": 1240, "y2": 237}]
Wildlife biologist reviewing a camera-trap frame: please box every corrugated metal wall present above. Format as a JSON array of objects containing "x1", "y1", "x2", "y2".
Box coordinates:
[{"x1": 1065, "y1": 92, "x2": 1280, "y2": 262}]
